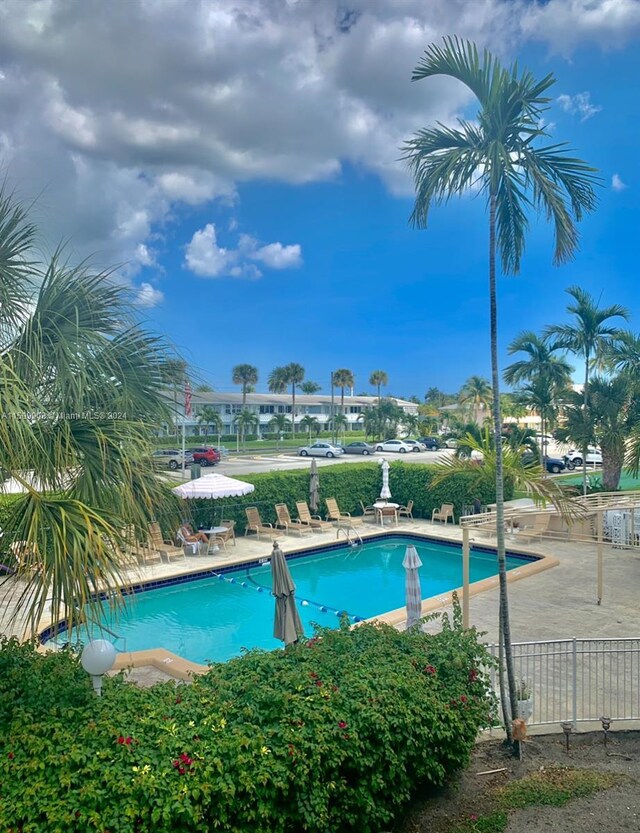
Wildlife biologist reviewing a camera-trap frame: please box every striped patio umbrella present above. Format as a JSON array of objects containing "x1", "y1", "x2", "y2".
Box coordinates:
[
  {"x1": 271, "y1": 542, "x2": 303, "y2": 645},
  {"x1": 379, "y1": 458, "x2": 391, "y2": 500},
  {"x1": 309, "y1": 458, "x2": 320, "y2": 513},
  {"x1": 402, "y1": 544, "x2": 423, "y2": 628}
]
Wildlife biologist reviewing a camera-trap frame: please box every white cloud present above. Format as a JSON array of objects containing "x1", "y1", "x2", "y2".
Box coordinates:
[
  {"x1": 522, "y1": 0, "x2": 640, "y2": 54},
  {"x1": 135, "y1": 282, "x2": 164, "y2": 308},
  {"x1": 612, "y1": 173, "x2": 628, "y2": 192},
  {"x1": 250, "y1": 242, "x2": 302, "y2": 269},
  {"x1": 184, "y1": 223, "x2": 301, "y2": 279},
  {"x1": 557, "y1": 92, "x2": 602, "y2": 121}
]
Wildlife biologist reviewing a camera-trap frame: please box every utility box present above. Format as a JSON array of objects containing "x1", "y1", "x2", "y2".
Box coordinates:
[{"x1": 191, "y1": 463, "x2": 201, "y2": 480}]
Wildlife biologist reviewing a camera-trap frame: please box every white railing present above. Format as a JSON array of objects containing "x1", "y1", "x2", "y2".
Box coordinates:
[{"x1": 488, "y1": 637, "x2": 640, "y2": 727}]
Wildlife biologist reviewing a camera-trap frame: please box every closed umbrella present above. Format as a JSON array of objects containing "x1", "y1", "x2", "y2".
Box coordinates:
[
  {"x1": 271, "y1": 542, "x2": 303, "y2": 645},
  {"x1": 309, "y1": 458, "x2": 319, "y2": 513},
  {"x1": 379, "y1": 458, "x2": 391, "y2": 500},
  {"x1": 402, "y1": 544, "x2": 423, "y2": 628}
]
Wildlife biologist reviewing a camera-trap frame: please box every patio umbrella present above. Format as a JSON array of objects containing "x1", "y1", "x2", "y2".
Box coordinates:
[
  {"x1": 270, "y1": 542, "x2": 303, "y2": 645},
  {"x1": 172, "y1": 473, "x2": 255, "y2": 499},
  {"x1": 309, "y1": 458, "x2": 319, "y2": 513},
  {"x1": 402, "y1": 544, "x2": 423, "y2": 628},
  {"x1": 379, "y1": 458, "x2": 391, "y2": 500}
]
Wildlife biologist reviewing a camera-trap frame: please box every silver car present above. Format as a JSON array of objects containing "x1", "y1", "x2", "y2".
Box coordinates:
[
  {"x1": 403, "y1": 439, "x2": 427, "y2": 452},
  {"x1": 151, "y1": 448, "x2": 194, "y2": 470},
  {"x1": 298, "y1": 442, "x2": 344, "y2": 458}
]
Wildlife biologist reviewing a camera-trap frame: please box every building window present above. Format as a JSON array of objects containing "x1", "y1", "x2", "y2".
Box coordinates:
[
  {"x1": 259, "y1": 405, "x2": 275, "y2": 414},
  {"x1": 349, "y1": 406, "x2": 362, "y2": 414}
]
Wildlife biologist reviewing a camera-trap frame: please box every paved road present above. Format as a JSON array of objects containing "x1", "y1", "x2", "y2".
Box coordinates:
[{"x1": 167, "y1": 448, "x2": 455, "y2": 480}]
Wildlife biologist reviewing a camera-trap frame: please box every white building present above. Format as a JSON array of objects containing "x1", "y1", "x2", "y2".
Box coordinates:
[{"x1": 168, "y1": 391, "x2": 419, "y2": 437}]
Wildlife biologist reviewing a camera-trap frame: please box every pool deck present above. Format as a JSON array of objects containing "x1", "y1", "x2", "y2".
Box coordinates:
[{"x1": 2, "y1": 516, "x2": 639, "y2": 685}]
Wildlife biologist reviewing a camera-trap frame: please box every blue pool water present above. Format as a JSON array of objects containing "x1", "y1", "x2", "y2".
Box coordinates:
[{"x1": 58, "y1": 536, "x2": 532, "y2": 664}]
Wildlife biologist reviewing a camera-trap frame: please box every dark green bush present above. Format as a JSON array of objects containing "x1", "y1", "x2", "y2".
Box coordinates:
[
  {"x1": 0, "y1": 612, "x2": 493, "y2": 833},
  {"x1": 177, "y1": 462, "x2": 512, "y2": 534}
]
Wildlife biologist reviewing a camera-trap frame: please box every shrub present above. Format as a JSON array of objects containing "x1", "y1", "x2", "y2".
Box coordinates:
[
  {"x1": 0, "y1": 612, "x2": 493, "y2": 833},
  {"x1": 175, "y1": 462, "x2": 512, "y2": 534}
]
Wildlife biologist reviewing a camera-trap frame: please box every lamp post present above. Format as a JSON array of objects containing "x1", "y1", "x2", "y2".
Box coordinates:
[{"x1": 81, "y1": 639, "x2": 117, "y2": 696}]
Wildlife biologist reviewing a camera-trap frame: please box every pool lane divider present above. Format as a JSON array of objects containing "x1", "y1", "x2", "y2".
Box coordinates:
[{"x1": 211, "y1": 566, "x2": 365, "y2": 624}]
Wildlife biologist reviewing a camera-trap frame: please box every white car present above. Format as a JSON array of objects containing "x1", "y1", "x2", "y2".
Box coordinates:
[
  {"x1": 402, "y1": 439, "x2": 427, "y2": 452},
  {"x1": 565, "y1": 447, "x2": 602, "y2": 467},
  {"x1": 298, "y1": 442, "x2": 344, "y2": 458},
  {"x1": 375, "y1": 439, "x2": 415, "y2": 454}
]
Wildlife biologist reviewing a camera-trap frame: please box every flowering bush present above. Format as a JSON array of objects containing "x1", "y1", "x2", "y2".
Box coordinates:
[{"x1": 0, "y1": 610, "x2": 494, "y2": 833}]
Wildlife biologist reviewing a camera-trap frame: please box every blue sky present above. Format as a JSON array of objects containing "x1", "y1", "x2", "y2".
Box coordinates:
[{"x1": 1, "y1": 1, "x2": 638, "y2": 399}]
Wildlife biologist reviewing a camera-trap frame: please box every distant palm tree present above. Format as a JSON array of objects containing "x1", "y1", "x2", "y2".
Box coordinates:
[
  {"x1": 425, "y1": 386, "x2": 445, "y2": 406},
  {"x1": 402, "y1": 37, "x2": 597, "y2": 738},
  {"x1": 197, "y1": 405, "x2": 222, "y2": 439},
  {"x1": 402, "y1": 413, "x2": 420, "y2": 437},
  {"x1": 232, "y1": 364, "x2": 259, "y2": 407},
  {"x1": 300, "y1": 380, "x2": 321, "y2": 395},
  {"x1": 504, "y1": 331, "x2": 573, "y2": 464},
  {"x1": 268, "y1": 366, "x2": 288, "y2": 394},
  {"x1": 282, "y1": 363, "x2": 305, "y2": 438},
  {"x1": 545, "y1": 287, "x2": 628, "y2": 494},
  {"x1": 268, "y1": 413, "x2": 292, "y2": 435},
  {"x1": 299, "y1": 414, "x2": 320, "y2": 440},
  {"x1": 162, "y1": 357, "x2": 188, "y2": 436},
  {"x1": 233, "y1": 409, "x2": 259, "y2": 449},
  {"x1": 330, "y1": 412, "x2": 348, "y2": 438},
  {"x1": 369, "y1": 370, "x2": 388, "y2": 406},
  {"x1": 333, "y1": 368, "x2": 354, "y2": 414},
  {"x1": 195, "y1": 383, "x2": 213, "y2": 392},
  {"x1": 458, "y1": 376, "x2": 492, "y2": 424}
]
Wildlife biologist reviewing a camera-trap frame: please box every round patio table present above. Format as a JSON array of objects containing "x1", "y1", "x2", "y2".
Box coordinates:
[{"x1": 373, "y1": 502, "x2": 399, "y2": 528}]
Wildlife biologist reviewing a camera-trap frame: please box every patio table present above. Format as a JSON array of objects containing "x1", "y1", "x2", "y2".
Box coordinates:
[{"x1": 373, "y1": 502, "x2": 399, "y2": 528}]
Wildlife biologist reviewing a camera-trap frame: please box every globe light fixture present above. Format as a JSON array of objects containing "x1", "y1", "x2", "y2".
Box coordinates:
[{"x1": 81, "y1": 639, "x2": 117, "y2": 696}]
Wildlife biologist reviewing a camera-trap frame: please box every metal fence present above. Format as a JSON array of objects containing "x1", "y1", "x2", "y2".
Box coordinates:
[{"x1": 488, "y1": 638, "x2": 640, "y2": 727}]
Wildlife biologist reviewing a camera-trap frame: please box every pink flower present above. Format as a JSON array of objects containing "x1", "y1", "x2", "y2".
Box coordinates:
[
  {"x1": 460, "y1": 695, "x2": 468, "y2": 704},
  {"x1": 315, "y1": 680, "x2": 323, "y2": 687},
  {"x1": 338, "y1": 721, "x2": 347, "y2": 729},
  {"x1": 469, "y1": 669, "x2": 479, "y2": 682},
  {"x1": 424, "y1": 665, "x2": 436, "y2": 675}
]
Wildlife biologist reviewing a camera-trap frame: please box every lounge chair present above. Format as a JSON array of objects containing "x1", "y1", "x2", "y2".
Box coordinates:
[
  {"x1": 121, "y1": 525, "x2": 162, "y2": 566},
  {"x1": 398, "y1": 500, "x2": 414, "y2": 521},
  {"x1": 325, "y1": 498, "x2": 362, "y2": 525},
  {"x1": 148, "y1": 522, "x2": 185, "y2": 562},
  {"x1": 295, "y1": 501, "x2": 333, "y2": 532},
  {"x1": 275, "y1": 504, "x2": 313, "y2": 536},
  {"x1": 245, "y1": 507, "x2": 279, "y2": 540},
  {"x1": 432, "y1": 504, "x2": 454, "y2": 524},
  {"x1": 517, "y1": 513, "x2": 551, "y2": 543},
  {"x1": 359, "y1": 500, "x2": 376, "y2": 520}
]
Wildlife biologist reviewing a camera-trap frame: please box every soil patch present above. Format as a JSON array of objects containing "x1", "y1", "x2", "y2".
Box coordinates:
[{"x1": 397, "y1": 730, "x2": 640, "y2": 833}]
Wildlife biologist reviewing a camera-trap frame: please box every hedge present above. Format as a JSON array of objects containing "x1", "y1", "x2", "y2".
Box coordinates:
[
  {"x1": 174, "y1": 461, "x2": 513, "y2": 535},
  {"x1": 0, "y1": 608, "x2": 494, "y2": 833}
]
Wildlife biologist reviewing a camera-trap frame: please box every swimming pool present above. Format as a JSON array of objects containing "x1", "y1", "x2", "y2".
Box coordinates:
[{"x1": 49, "y1": 535, "x2": 536, "y2": 664}]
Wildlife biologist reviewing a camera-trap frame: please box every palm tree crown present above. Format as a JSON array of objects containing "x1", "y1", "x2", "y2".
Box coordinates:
[
  {"x1": 268, "y1": 366, "x2": 288, "y2": 394},
  {"x1": 402, "y1": 36, "x2": 598, "y2": 739},
  {"x1": 283, "y1": 362, "x2": 305, "y2": 438},
  {"x1": 333, "y1": 368, "x2": 354, "y2": 412},
  {"x1": 232, "y1": 364, "x2": 258, "y2": 406},
  {"x1": 369, "y1": 370, "x2": 388, "y2": 405}
]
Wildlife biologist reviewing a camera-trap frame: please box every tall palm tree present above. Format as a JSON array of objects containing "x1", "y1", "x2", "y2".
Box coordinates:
[
  {"x1": 504, "y1": 331, "x2": 573, "y2": 464},
  {"x1": 369, "y1": 370, "x2": 388, "y2": 405},
  {"x1": 545, "y1": 287, "x2": 627, "y2": 494},
  {"x1": 232, "y1": 364, "x2": 259, "y2": 407},
  {"x1": 268, "y1": 366, "x2": 288, "y2": 394},
  {"x1": 197, "y1": 405, "x2": 222, "y2": 439},
  {"x1": 233, "y1": 409, "x2": 259, "y2": 449},
  {"x1": 162, "y1": 357, "x2": 188, "y2": 436},
  {"x1": 402, "y1": 413, "x2": 420, "y2": 437},
  {"x1": 268, "y1": 413, "x2": 292, "y2": 436},
  {"x1": 333, "y1": 368, "x2": 354, "y2": 414},
  {"x1": 300, "y1": 380, "x2": 321, "y2": 395},
  {"x1": 299, "y1": 414, "x2": 320, "y2": 439},
  {"x1": 0, "y1": 188, "x2": 179, "y2": 634},
  {"x1": 402, "y1": 36, "x2": 597, "y2": 735},
  {"x1": 282, "y1": 362, "x2": 305, "y2": 438},
  {"x1": 458, "y1": 376, "x2": 492, "y2": 425},
  {"x1": 330, "y1": 412, "x2": 348, "y2": 438}
]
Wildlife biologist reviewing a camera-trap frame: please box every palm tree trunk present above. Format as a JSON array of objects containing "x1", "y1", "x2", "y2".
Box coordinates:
[
  {"x1": 489, "y1": 191, "x2": 518, "y2": 740},
  {"x1": 291, "y1": 385, "x2": 296, "y2": 439},
  {"x1": 582, "y1": 353, "x2": 589, "y2": 496},
  {"x1": 377, "y1": 383, "x2": 381, "y2": 407},
  {"x1": 540, "y1": 411, "x2": 545, "y2": 470}
]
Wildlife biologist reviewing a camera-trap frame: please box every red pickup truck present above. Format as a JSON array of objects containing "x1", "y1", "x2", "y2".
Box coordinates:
[{"x1": 190, "y1": 446, "x2": 221, "y2": 467}]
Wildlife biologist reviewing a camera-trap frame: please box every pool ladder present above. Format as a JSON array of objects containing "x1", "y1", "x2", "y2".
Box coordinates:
[{"x1": 336, "y1": 526, "x2": 363, "y2": 547}]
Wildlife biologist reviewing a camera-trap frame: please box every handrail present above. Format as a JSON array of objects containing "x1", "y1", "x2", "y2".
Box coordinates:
[{"x1": 336, "y1": 526, "x2": 363, "y2": 547}]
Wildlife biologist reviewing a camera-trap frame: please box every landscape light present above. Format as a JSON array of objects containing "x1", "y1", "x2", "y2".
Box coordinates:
[
  {"x1": 81, "y1": 639, "x2": 117, "y2": 696},
  {"x1": 600, "y1": 715, "x2": 612, "y2": 747},
  {"x1": 560, "y1": 721, "x2": 573, "y2": 753}
]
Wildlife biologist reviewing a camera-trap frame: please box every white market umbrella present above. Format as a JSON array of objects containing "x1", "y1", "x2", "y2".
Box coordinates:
[
  {"x1": 172, "y1": 473, "x2": 255, "y2": 500},
  {"x1": 379, "y1": 458, "x2": 391, "y2": 501},
  {"x1": 402, "y1": 544, "x2": 423, "y2": 628}
]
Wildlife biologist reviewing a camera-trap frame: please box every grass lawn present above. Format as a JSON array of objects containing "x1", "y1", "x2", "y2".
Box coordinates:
[{"x1": 556, "y1": 469, "x2": 640, "y2": 491}]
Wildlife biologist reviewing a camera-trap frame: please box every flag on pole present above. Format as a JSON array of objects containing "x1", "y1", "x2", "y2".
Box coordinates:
[{"x1": 184, "y1": 380, "x2": 192, "y2": 417}]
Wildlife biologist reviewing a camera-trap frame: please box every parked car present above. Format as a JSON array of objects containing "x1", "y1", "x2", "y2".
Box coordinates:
[
  {"x1": 443, "y1": 437, "x2": 459, "y2": 449},
  {"x1": 151, "y1": 449, "x2": 194, "y2": 471},
  {"x1": 403, "y1": 439, "x2": 427, "y2": 452},
  {"x1": 190, "y1": 446, "x2": 221, "y2": 467},
  {"x1": 564, "y1": 447, "x2": 602, "y2": 468},
  {"x1": 419, "y1": 436, "x2": 441, "y2": 450},
  {"x1": 298, "y1": 442, "x2": 344, "y2": 458},
  {"x1": 375, "y1": 439, "x2": 415, "y2": 454},
  {"x1": 342, "y1": 441, "x2": 377, "y2": 455},
  {"x1": 522, "y1": 452, "x2": 566, "y2": 474}
]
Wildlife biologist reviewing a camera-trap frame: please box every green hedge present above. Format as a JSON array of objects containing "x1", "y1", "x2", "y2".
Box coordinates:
[
  {"x1": 177, "y1": 461, "x2": 512, "y2": 534},
  {"x1": 0, "y1": 610, "x2": 494, "y2": 833}
]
